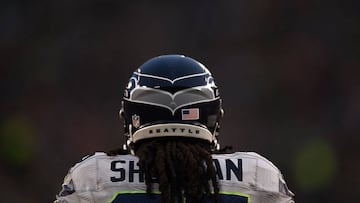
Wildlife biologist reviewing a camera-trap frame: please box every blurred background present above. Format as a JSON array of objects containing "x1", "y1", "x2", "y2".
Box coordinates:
[{"x1": 1, "y1": 0, "x2": 359, "y2": 202}]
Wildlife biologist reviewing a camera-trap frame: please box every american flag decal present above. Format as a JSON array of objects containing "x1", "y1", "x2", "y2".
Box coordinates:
[{"x1": 181, "y1": 108, "x2": 199, "y2": 120}]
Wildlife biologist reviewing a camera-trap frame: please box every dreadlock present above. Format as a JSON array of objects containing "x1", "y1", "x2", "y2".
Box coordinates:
[{"x1": 135, "y1": 138, "x2": 220, "y2": 203}]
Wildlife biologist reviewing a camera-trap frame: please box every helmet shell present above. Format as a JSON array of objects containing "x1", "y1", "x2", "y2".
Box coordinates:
[{"x1": 121, "y1": 55, "x2": 222, "y2": 150}]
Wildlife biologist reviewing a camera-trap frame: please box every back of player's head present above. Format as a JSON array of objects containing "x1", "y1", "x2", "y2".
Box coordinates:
[{"x1": 120, "y1": 54, "x2": 223, "y2": 153}]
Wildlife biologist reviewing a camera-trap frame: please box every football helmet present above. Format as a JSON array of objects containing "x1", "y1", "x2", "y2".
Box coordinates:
[{"x1": 121, "y1": 54, "x2": 223, "y2": 153}]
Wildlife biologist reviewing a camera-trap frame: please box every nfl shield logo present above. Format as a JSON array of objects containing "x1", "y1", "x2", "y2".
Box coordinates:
[{"x1": 132, "y1": 114, "x2": 140, "y2": 128}]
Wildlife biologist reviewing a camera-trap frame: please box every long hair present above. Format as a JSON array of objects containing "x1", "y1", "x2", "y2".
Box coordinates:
[{"x1": 134, "y1": 138, "x2": 219, "y2": 203}]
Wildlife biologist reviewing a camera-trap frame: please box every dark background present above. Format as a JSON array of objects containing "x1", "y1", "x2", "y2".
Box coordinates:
[{"x1": 1, "y1": 0, "x2": 359, "y2": 202}]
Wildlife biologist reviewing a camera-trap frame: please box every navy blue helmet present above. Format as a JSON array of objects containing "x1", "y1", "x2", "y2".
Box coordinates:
[{"x1": 121, "y1": 54, "x2": 223, "y2": 152}]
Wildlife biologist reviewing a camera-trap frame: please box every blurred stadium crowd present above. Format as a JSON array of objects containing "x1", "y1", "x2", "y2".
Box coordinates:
[{"x1": 1, "y1": 0, "x2": 359, "y2": 202}]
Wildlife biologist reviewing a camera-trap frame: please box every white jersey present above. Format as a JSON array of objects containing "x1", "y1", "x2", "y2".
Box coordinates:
[{"x1": 55, "y1": 152, "x2": 294, "y2": 203}]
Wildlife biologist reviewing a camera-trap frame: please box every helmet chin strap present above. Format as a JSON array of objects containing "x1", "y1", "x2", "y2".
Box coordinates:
[
  {"x1": 212, "y1": 122, "x2": 220, "y2": 151},
  {"x1": 211, "y1": 107, "x2": 223, "y2": 151},
  {"x1": 120, "y1": 106, "x2": 136, "y2": 154},
  {"x1": 124, "y1": 124, "x2": 136, "y2": 155}
]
